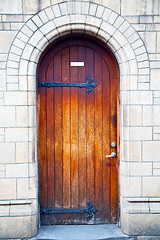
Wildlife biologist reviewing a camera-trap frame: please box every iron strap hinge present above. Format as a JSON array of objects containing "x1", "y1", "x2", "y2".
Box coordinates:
[
  {"x1": 38, "y1": 76, "x2": 98, "y2": 94},
  {"x1": 40, "y1": 202, "x2": 98, "y2": 220}
]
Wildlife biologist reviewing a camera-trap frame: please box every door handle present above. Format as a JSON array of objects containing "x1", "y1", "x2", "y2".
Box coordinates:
[{"x1": 105, "y1": 152, "x2": 116, "y2": 158}]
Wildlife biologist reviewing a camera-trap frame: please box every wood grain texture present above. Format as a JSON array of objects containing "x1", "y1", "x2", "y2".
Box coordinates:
[{"x1": 37, "y1": 36, "x2": 119, "y2": 225}]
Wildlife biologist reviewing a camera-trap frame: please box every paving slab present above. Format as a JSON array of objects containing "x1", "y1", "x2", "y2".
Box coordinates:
[{"x1": 28, "y1": 224, "x2": 135, "y2": 240}]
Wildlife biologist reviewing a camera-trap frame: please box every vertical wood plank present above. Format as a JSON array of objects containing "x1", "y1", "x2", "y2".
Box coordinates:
[
  {"x1": 38, "y1": 82, "x2": 47, "y2": 209},
  {"x1": 62, "y1": 48, "x2": 71, "y2": 210},
  {"x1": 86, "y1": 48, "x2": 95, "y2": 217},
  {"x1": 110, "y1": 70, "x2": 118, "y2": 222},
  {"x1": 46, "y1": 60, "x2": 55, "y2": 208},
  {"x1": 94, "y1": 52, "x2": 103, "y2": 223},
  {"x1": 78, "y1": 46, "x2": 87, "y2": 223},
  {"x1": 54, "y1": 52, "x2": 63, "y2": 214},
  {"x1": 70, "y1": 46, "x2": 79, "y2": 223},
  {"x1": 102, "y1": 59, "x2": 111, "y2": 222}
]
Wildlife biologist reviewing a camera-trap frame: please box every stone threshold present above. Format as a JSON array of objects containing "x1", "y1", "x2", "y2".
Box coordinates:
[{"x1": 27, "y1": 224, "x2": 135, "y2": 240}]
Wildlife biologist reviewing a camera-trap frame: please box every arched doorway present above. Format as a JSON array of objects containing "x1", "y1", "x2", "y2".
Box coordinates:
[{"x1": 37, "y1": 36, "x2": 119, "y2": 225}]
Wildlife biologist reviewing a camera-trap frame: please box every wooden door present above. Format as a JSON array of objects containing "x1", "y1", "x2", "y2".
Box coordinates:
[{"x1": 37, "y1": 37, "x2": 119, "y2": 225}]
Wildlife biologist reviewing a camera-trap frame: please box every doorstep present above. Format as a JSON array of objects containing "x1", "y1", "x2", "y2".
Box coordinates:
[{"x1": 27, "y1": 224, "x2": 135, "y2": 240}]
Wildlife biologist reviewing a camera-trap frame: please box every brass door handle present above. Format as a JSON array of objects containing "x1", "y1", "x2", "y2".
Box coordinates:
[{"x1": 105, "y1": 152, "x2": 116, "y2": 158}]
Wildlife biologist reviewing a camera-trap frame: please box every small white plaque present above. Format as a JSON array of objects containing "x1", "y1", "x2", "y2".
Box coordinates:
[{"x1": 70, "y1": 62, "x2": 84, "y2": 66}]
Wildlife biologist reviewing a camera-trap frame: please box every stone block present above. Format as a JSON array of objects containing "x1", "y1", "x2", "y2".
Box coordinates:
[
  {"x1": 138, "y1": 83, "x2": 149, "y2": 90},
  {"x1": 0, "y1": 0, "x2": 22, "y2": 14},
  {"x1": 122, "y1": 212, "x2": 160, "y2": 235},
  {"x1": 29, "y1": 162, "x2": 37, "y2": 178},
  {"x1": 0, "y1": 143, "x2": 15, "y2": 163},
  {"x1": 89, "y1": 3, "x2": 97, "y2": 16},
  {"x1": 101, "y1": 21, "x2": 116, "y2": 36},
  {"x1": 59, "y1": 2, "x2": 67, "y2": 15},
  {"x1": 29, "y1": 142, "x2": 37, "y2": 162},
  {"x1": 153, "y1": 169, "x2": 160, "y2": 176},
  {"x1": 86, "y1": 15, "x2": 101, "y2": 28},
  {"x1": 7, "y1": 60, "x2": 19, "y2": 69},
  {"x1": 128, "y1": 32, "x2": 139, "y2": 45},
  {"x1": 0, "y1": 205, "x2": 10, "y2": 216},
  {"x1": 94, "y1": 0, "x2": 120, "y2": 13},
  {"x1": 21, "y1": 25, "x2": 33, "y2": 38},
  {"x1": 129, "y1": 162, "x2": 152, "y2": 176},
  {"x1": 16, "y1": 142, "x2": 29, "y2": 163},
  {"x1": 4, "y1": 92, "x2": 27, "y2": 105},
  {"x1": 0, "y1": 214, "x2": 37, "y2": 238},
  {"x1": 19, "y1": 59, "x2": 28, "y2": 75},
  {"x1": 29, "y1": 106, "x2": 36, "y2": 127},
  {"x1": 5, "y1": 128, "x2": 28, "y2": 142},
  {"x1": 17, "y1": 177, "x2": 37, "y2": 199},
  {"x1": 28, "y1": 76, "x2": 36, "y2": 91},
  {"x1": 8, "y1": 53, "x2": 20, "y2": 63},
  {"x1": 0, "y1": 128, "x2": 4, "y2": 135},
  {"x1": 32, "y1": 14, "x2": 43, "y2": 28},
  {"x1": 121, "y1": 0, "x2": 158, "y2": 15},
  {"x1": 139, "y1": 68, "x2": 149, "y2": 75},
  {"x1": 16, "y1": 106, "x2": 28, "y2": 127},
  {"x1": 10, "y1": 204, "x2": 33, "y2": 216},
  {"x1": 11, "y1": 22, "x2": 24, "y2": 31},
  {"x1": 52, "y1": 4, "x2": 61, "y2": 18},
  {"x1": 127, "y1": 141, "x2": 141, "y2": 161},
  {"x1": 108, "y1": 12, "x2": 118, "y2": 25},
  {"x1": 142, "y1": 177, "x2": 160, "y2": 197},
  {"x1": 137, "y1": 53, "x2": 148, "y2": 62},
  {"x1": 121, "y1": 175, "x2": 142, "y2": 197},
  {"x1": 7, "y1": 67, "x2": 18, "y2": 75},
  {"x1": 22, "y1": 0, "x2": 39, "y2": 14},
  {"x1": 29, "y1": 30, "x2": 44, "y2": 46},
  {"x1": 102, "y1": 8, "x2": 111, "y2": 21},
  {"x1": 113, "y1": 30, "x2": 128, "y2": 47},
  {"x1": 0, "y1": 179, "x2": 16, "y2": 200},
  {"x1": 146, "y1": 24, "x2": 160, "y2": 31},
  {"x1": 0, "y1": 106, "x2": 15, "y2": 127},
  {"x1": 139, "y1": 32, "x2": 156, "y2": 53},
  {"x1": 124, "y1": 105, "x2": 142, "y2": 126},
  {"x1": 130, "y1": 127, "x2": 152, "y2": 140},
  {"x1": 0, "y1": 31, "x2": 17, "y2": 53},
  {"x1": 143, "y1": 141, "x2": 160, "y2": 161},
  {"x1": 153, "y1": 134, "x2": 160, "y2": 140},
  {"x1": 40, "y1": 21, "x2": 55, "y2": 36},
  {"x1": 0, "y1": 70, "x2": 6, "y2": 91},
  {"x1": 129, "y1": 91, "x2": 152, "y2": 104},
  {"x1": 151, "y1": 69, "x2": 160, "y2": 90},
  {"x1": 153, "y1": 127, "x2": 160, "y2": 133},
  {"x1": 123, "y1": 43, "x2": 135, "y2": 61},
  {"x1": 6, "y1": 163, "x2": 28, "y2": 178},
  {"x1": 120, "y1": 75, "x2": 137, "y2": 90},
  {"x1": 19, "y1": 75, "x2": 27, "y2": 91},
  {"x1": 21, "y1": 44, "x2": 34, "y2": 61},
  {"x1": 150, "y1": 61, "x2": 160, "y2": 69},
  {"x1": 96, "y1": 5, "x2": 104, "y2": 18},
  {"x1": 143, "y1": 106, "x2": 160, "y2": 126}
]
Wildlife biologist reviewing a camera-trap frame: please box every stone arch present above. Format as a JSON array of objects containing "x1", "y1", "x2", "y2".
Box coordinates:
[
  {"x1": 6, "y1": 1, "x2": 149, "y2": 92},
  {"x1": 5, "y1": 1, "x2": 150, "y2": 232}
]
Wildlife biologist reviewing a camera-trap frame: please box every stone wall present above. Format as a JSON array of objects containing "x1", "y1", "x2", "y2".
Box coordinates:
[{"x1": 0, "y1": 0, "x2": 160, "y2": 238}]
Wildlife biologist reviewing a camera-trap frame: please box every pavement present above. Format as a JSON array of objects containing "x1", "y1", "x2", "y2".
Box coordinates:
[{"x1": 29, "y1": 224, "x2": 135, "y2": 240}]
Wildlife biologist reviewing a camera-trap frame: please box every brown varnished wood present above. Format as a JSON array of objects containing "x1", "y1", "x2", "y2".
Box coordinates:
[
  {"x1": 86, "y1": 48, "x2": 95, "y2": 221},
  {"x1": 78, "y1": 46, "x2": 87, "y2": 223},
  {"x1": 94, "y1": 52, "x2": 103, "y2": 223},
  {"x1": 102, "y1": 60, "x2": 111, "y2": 223},
  {"x1": 37, "y1": 36, "x2": 119, "y2": 225},
  {"x1": 46, "y1": 60, "x2": 54, "y2": 208}
]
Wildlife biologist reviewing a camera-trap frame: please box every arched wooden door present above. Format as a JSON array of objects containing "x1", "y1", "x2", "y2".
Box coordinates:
[{"x1": 37, "y1": 36, "x2": 119, "y2": 225}]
